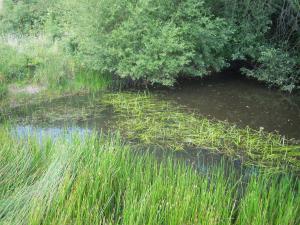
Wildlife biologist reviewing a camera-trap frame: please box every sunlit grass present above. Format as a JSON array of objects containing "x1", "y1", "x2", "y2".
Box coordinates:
[
  {"x1": 102, "y1": 92, "x2": 300, "y2": 171},
  {"x1": 0, "y1": 127, "x2": 299, "y2": 224}
]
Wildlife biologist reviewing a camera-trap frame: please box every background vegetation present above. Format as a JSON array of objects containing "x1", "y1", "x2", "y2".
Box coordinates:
[{"x1": 0, "y1": 0, "x2": 299, "y2": 91}]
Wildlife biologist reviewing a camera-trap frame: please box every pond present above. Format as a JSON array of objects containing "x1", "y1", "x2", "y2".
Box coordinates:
[
  {"x1": 158, "y1": 72, "x2": 300, "y2": 140},
  {"x1": 2, "y1": 73, "x2": 300, "y2": 174}
]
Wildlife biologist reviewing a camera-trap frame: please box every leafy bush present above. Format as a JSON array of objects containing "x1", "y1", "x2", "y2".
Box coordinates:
[
  {"x1": 207, "y1": 0, "x2": 300, "y2": 90},
  {"x1": 241, "y1": 47, "x2": 300, "y2": 92},
  {"x1": 65, "y1": 0, "x2": 233, "y2": 85},
  {"x1": 0, "y1": 0, "x2": 57, "y2": 35},
  {"x1": 0, "y1": 42, "x2": 30, "y2": 80},
  {"x1": 1, "y1": 0, "x2": 299, "y2": 90}
]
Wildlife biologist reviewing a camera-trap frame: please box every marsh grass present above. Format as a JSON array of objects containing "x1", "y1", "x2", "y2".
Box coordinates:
[
  {"x1": 0, "y1": 82, "x2": 8, "y2": 99},
  {"x1": 102, "y1": 92, "x2": 300, "y2": 171},
  {"x1": 0, "y1": 127, "x2": 299, "y2": 224},
  {"x1": 71, "y1": 69, "x2": 112, "y2": 92}
]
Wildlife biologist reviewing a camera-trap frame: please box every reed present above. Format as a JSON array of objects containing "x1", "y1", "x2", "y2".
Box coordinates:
[{"x1": 0, "y1": 127, "x2": 299, "y2": 224}]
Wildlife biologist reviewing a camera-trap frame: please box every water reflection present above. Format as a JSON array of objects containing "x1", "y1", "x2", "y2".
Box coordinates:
[
  {"x1": 158, "y1": 73, "x2": 300, "y2": 139},
  {"x1": 11, "y1": 125, "x2": 92, "y2": 143}
]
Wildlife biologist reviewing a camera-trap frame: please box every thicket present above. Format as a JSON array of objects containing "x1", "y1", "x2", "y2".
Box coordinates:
[{"x1": 0, "y1": 0, "x2": 299, "y2": 91}]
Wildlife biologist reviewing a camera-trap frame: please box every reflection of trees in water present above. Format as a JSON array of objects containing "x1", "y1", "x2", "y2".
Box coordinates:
[{"x1": 243, "y1": 90, "x2": 300, "y2": 116}]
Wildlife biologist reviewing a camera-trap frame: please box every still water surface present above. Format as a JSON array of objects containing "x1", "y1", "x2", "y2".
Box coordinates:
[{"x1": 159, "y1": 73, "x2": 300, "y2": 140}]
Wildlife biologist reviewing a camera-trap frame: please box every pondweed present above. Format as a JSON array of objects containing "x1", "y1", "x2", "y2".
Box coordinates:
[
  {"x1": 0, "y1": 127, "x2": 299, "y2": 224},
  {"x1": 102, "y1": 92, "x2": 300, "y2": 171}
]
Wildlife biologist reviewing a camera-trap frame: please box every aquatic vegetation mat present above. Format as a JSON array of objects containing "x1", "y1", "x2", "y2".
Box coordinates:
[
  {"x1": 102, "y1": 92, "x2": 300, "y2": 171},
  {"x1": 1, "y1": 93, "x2": 111, "y2": 125},
  {"x1": 0, "y1": 128, "x2": 299, "y2": 224}
]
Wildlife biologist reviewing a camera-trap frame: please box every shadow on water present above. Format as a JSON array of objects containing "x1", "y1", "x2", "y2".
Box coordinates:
[{"x1": 156, "y1": 72, "x2": 300, "y2": 140}]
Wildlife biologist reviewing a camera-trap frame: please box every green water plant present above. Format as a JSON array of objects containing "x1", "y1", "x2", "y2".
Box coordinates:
[
  {"x1": 102, "y1": 92, "x2": 300, "y2": 171},
  {"x1": 0, "y1": 127, "x2": 299, "y2": 224},
  {"x1": 0, "y1": 83, "x2": 8, "y2": 100}
]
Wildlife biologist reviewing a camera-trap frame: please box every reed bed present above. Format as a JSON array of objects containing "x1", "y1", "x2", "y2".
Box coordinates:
[
  {"x1": 0, "y1": 127, "x2": 299, "y2": 224},
  {"x1": 102, "y1": 92, "x2": 300, "y2": 171}
]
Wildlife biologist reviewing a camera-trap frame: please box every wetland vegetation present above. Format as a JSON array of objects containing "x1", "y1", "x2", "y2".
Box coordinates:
[
  {"x1": 0, "y1": 0, "x2": 300, "y2": 224},
  {"x1": 102, "y1": 92, "x2": 300, "y2": 171},
  {"x1": 0, "y1": 127, "x2": 299, "y2": 225}
]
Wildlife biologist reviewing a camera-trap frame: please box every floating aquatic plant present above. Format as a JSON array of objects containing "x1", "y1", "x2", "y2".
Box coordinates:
[{"x1": 102, "y1": 92, "x2": 300, "y2": 171}]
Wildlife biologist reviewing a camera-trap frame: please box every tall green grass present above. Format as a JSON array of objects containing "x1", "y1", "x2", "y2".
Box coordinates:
[
  {"x1": 0, "y1": 83, "x2": 8, "y2": 100},
  {"x1": 102, "y1": 92, "x2": 300, "y2": 171},
  {"x1": 0, "y1": 127, "x2": 299, "y2": 224},
  {"x1": 0, "y1": 36, "x2": 112, "y2": 96},
  {"x1": 69, "y1": 69, "x2": 112, "y2": 93}
]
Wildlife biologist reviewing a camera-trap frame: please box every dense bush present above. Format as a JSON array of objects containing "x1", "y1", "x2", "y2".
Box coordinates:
[
  {"x1": 0, "y1": 0, "x2": 299, "y2": 90},
  {"x1": 0, "y1": 0, "x2": 56, "y2": 35},
  {"x1": 241, "y1": 47, "x2": 299, "y2": 92},
  {"x1": 207, "y1": 0, "x2": 300, "y2": 91},
  {"x1": 64, "y1": 0, "x2": 233, "y2": 85}
]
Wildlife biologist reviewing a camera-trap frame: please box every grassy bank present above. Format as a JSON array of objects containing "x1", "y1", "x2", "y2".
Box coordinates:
[
  {"x1": 0, "y1": 127, "x2": 299, "y2": 224},
  {"x1": 0, "y1": 36, "x2": 112, "y2": 107},
  {"x1": 102, "y1": 92, "x2": 300, "y2": 172}
]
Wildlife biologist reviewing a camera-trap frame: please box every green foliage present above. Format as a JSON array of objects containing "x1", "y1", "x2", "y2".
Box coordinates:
[
  {"x1": 0, "y1": 42, "x2": 31, "y2": 81},
  {"x1": 0, "y1": 83, "x2": 8, "y2": 99},
  {"x1": 0, "y1": 0, "x2": 299, "y2": 90},
  {"x1": 0, "y1": 0, "x2": 57, "y2": 35},
  {"x1": 209, "y1": 0, "x2": 275, "y2": 59},
  {"x1": 241, "y1": 47, "x2": 300, "y2": 92},
  {"x1": 65, "y1": 0, "x2": 233, "y2": 85},
  {"x1": 72, "y1": 70, "x2": 112, "y2": 92},
  {"x1": 208, "y1": 0, "x2": 300, "y2": 90}
]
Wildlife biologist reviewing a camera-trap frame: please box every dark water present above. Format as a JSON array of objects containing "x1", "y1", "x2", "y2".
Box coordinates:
[{"x1": 158, "y1": 73, "x2": 300, "y2": 140}]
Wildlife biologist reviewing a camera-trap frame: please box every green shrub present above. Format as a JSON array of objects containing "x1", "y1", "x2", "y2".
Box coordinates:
[
  {"x1": 0, "y1": 0, "x2": 57, "y2": 35},
  {"x1": 1, "y1": 0, "x2": 299, "y2": 90},
  {"x1": 207, "y1": 0, "x2": 300, "y2": 91},
  {"x1": 241, "y1": 47, "x2": 300, "y2": 92},
  {"x1": 64, "y1": 0, "x2": 233, "y2": 86},
  {"x1": 0, "y1": 43, "x2": 30, "y2": 81}
]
